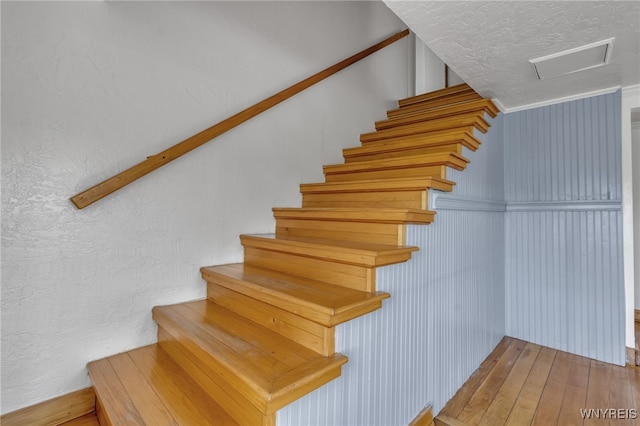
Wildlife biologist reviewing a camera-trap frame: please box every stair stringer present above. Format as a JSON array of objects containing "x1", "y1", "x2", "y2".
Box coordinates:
[
  {"x1": 88, "y1": 84, "x2": 502, "y2": 426},
  {"x1": 277, "y1": 106, "x2": 506, "y2": 426}
]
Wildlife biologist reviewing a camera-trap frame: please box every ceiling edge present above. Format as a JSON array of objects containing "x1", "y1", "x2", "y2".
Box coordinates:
[
  {"x1": 622, "y1": 84, "x2": 640, "y2": 97},
  {"x1": 498, "y1": 86, "x2": 621, "y2": 114}
]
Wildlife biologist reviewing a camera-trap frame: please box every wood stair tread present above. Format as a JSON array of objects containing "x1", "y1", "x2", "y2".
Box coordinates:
[
  {"x1": 397, "y1": 83, "x2": 473, "y2": 107},
  {"x1": 376, "y1": 99, "x2": 498, "y2": 130},
  {"x1": 344, "y1": 130, "x2": 480, "y2": 161},
  {"x1": 153, "y1": 299, "x2": 347, "y2": 412},
  {"x1": 272, "y1": 207, "x2": 436, "y2": 223},
  {"x1": 240, "y1": 233, "x2": 418, "y2": 267},
  {"x1": 300, "y1": 176, "x2": 455, "y2": 193},
  {"x1": 360, "y1": 125, "x2": 477, "y2": 147},
  {"x1": 387, "y1": 93, "x2": 486, "y2": 119},
  {"x1": 324, "y1": 152, "x2": 470, "y2": 176},
  {"x1": 202, "y1": 263, "x2": 390, "y2": 326},
  {"x1": 361, "y1": 113, "x2": 489, "y2": 143},
  {"x1": 88, "y1": 344, "x2": 239, "y2": 426}
]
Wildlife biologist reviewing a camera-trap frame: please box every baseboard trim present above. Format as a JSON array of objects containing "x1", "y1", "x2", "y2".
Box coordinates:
[
  {"x1": 0, "y1": 388, "x2": 95, "y2": 426},
  {"x1": 409, "y1": 405, "x2": 435, "y2": 426}
]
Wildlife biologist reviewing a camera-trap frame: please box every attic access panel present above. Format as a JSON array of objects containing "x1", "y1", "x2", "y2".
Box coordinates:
[{"x1": 530, "y1": 38, "x2": 614, "y2": 80}]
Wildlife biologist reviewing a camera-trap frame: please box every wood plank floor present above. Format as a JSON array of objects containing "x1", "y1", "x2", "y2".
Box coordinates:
[
  {"x1": 59, "y1": 412, "x2": 100, "y2": 426},
  {"x1": 437, "y1": 337, "x2": 640, "y2": 426}
]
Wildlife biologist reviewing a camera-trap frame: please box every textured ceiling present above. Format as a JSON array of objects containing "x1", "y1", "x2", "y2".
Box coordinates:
[{"x1": 384, "y1": 1, "x2": 640, "y2": 111}]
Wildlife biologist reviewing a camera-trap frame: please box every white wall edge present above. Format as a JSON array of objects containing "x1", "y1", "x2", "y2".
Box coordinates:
[
  {"x1": 622, "y1": 84, "x2": 640, "y2": 97},
  {"x1": 496, "y1": 85, "x2": 621, "y2": 114},
  {"x1": 622, "y1": 84, "x2": 640, "y2": 350},
  {"x1": 413, "y1": 34, "x2": 446, "y2": 96}
]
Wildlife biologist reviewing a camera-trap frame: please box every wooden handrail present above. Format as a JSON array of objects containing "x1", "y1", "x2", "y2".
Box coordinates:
[{"x1": 71, "y1": 29, "x2": 410, "y2": 209}]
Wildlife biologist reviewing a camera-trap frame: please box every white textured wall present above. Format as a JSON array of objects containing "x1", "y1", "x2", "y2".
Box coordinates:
[
  {"x1": 633, "y1": 122, "x2": 640, "y2": 309},
  {"x1": 0, "y1": 1, "x2": 409, "y2": 413},
  {"x1": 621, "y1": 86, "x2": 639, "y2": 349}
]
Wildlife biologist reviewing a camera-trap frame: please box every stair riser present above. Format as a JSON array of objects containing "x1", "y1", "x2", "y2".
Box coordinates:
[
  {"x1": 302, "y1": 190, "x2": 427, "y2": 210},
  {"x1": 397, "y1": 84, "x2": 472, "y2": 107},
  {"x1": 300, "y1": 177, "x2": 455, "y2": 194},
  {"x1": 207, "y1": 283, "x2": 334, "y2": 355},
  {"x1": 244, "y1": 246, "x2": 376, "y2": 292},
  {"x1": 347, "y1": 131, "x2": 480, "y2": 154},
  {"x1": 361, "y1": 127, "x2": 479, "y2": 148},
  {"x1": 378, "y1": 110, "x2": 482, "y2": 131},
  {"x1": 276, "y1": 219, "x2": 405, "y2": 245},
  {"x1": 361, "y1": 128, "x2": 480, "y2": 146},
  {"x1": 156, "y1": 329, "x2": 272, "y2": 426},
  {"x1": 389, "y1": 92, "x2": 483, "y2": 118},
  {"x1": 344, "y1": 143, "x2": 464, "y2": 163},
  {"x1": 324, "y1": 165, "x2": 447, "y2": 182},
  {"x1": 361, "y1": 115, "x2": 489, "y2": 143}
]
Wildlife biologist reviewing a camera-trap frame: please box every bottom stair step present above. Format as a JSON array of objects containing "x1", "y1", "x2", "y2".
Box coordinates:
[
  {"x1": 88, "y1": 344, "x2": 238, "y2": 426},
  {"x1": 153, "y1": 300, "x2": 348, "y2": 419}
]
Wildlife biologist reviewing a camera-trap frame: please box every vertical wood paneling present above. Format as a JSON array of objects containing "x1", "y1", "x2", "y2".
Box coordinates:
[
  {"x1": 504, "y1": 93, "x2": 621, "y2": 202},
  {"x1": 278, "y1": 93, "x2": 625, "y2": 423},
  {"x1": 278, "y1": 115, "x2": 506, "y2": 425},
  {"x1": 504, "y1": 92, "x2": 625, "y2": 366}
]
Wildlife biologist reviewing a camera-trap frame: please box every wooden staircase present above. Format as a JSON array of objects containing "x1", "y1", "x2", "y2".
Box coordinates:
[{"x1": 87, "y1": 83, "x2": 499, "y2": 425}]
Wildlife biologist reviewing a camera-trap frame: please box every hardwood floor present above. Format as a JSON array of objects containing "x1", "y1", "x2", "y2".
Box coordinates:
[
  {"x1": 59, "y1": 413, "x2": 100, "y2": 426},
  {"x1": 437, "y1": 337, "x2": 640, "y2": 426}
]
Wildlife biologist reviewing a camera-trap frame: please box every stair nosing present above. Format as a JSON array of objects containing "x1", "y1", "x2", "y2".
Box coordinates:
[
  {"x1": 376, "y1": 100, "x2": 496, "y2": 130},
  {"x1": 240, "y1": 233, "x2": 418, "y2": 256},
  {"x1": 389, "y1": 92, "x2": 484, "y2": 117},
  {"x1": 323, "y1": 152, "x2": 470, "y2": 175},
  {"x1": 344, "y1": 131, "x2": 480, "y2": 158},
  {"x1": 299, "y1": 176, "x2": 456, "y2": 194},
  {"x1": 272, "y1": 207, "x2": 436, "y2": 223},
  {"x1": 361, "y1": 114, "x2": 489, "y2": 142},
  {"x1": 397, "y1": 83, "x2": 472, "y2": 106}
]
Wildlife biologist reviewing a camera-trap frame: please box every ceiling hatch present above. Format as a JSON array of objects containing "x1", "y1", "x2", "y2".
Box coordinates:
[{"x1": 530, "y1": 38, "x2": 614, "y2": 80}]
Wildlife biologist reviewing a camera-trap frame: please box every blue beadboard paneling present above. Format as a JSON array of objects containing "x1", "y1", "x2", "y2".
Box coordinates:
[
  {"x1": 504, "y1": 93, "x2": 621, "y2": 202},
  {"x1": 504, "y1": 91, "x2": 625, "y2": 366},
  {"x1": 277, "y1": 213, "x2": 505, "y2": 426},
  {"x1": 278, "y1": 92, "x2": 626, "y2": 424},
  {"x1": 448, "y1": 112, "x2": 505, "y2": 200},
  {"x1": 277, "y1": 114, "x2": 506, "y2": 425}
]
